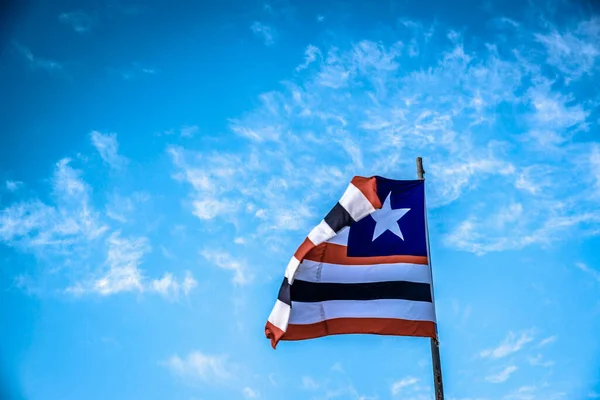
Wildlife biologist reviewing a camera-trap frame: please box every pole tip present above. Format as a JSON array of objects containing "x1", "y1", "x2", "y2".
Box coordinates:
[{"x1": 416, "y1": 157, "x2": 425, "y2": 180}]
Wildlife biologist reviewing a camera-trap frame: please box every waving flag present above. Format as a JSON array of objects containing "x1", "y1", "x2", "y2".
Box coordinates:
[{"x1": 265, "y1": 175, "x2": 437, "y2": 349}]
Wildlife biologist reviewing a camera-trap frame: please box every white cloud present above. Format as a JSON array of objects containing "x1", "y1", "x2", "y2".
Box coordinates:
[
  {"x1": 105, "y1": 193, "x2": 135, "y2": 223},
  {"x1": 479, "y1": 330, "x2": 534, "y2": 359},
  {"x1": 180, "y1": 125, "x2": 199, "y2": 138},
  {"x1": 538, "y1": 335, "x2": 557, "y2": 347},
  {"x1": 151, "y1": 273, "x2": 177, "y2": 296},
  {"x1": 525, "y1": 82, "x2": 589, "y2": 146},
  {"x1": 251, "y1": 22, "x2": 276, "y2": 46},
  {"x1": 514, "y1": 165, "x2": 556, "y2": 195},
  {"x1": 168, "y1": 19, "x2": 600, "y2": 260},
  {"x1": 302, "y1": 376, "x2": 319, "y2": 390},
  {"x1": 114, "y1": 63, "x2": 159, "y2": 80},
  {"x1": 485, "y1": 365, "x2": 518, "y2": 383},
  {"x1": 93, "y1": 232, "x2": 149, "y2": 295},
  {"x1": 90, "y1": 131, "x2": 127, "y2": 169},
  {"x1": 445, "y1": 195, "x2": 600, "y2": 254},
  {"x1": 68, "y1": 241, "x2": 196, "y2": 298},
  {"x1": 164, "y1": 351, "x2": 231, "y2": 384},
  {"x1": 1, "y1": 153, "x2": 191, "y2": 302},
  {"x1": 297, "y1": 45, "x2": 321, "y2": 71},
  {"x1": 527, "y1": 354, "x2": 555, "y2": 367},
  {"x1": 504, "y1": 385, "x2": 536, "y2": 400},
  {"x1": 591, "y1": 145, "x2": 600, "y2": 195},
  {"x1": 391, "y1": 376, "x2": 418, "y2": 395},
  {"x1": 431, "y1": 152, "x2": 515, "y2": 206},
  {"x1": 242, "y1": 387, "x2": 259, "y2": 398},
  {"x1": 534, "y1": 17, "x2": 600, "y2": 82},
  {"x1": 575, "y1": 262, "x2": 600, "y2": 283},
  {"x1": 0, "y1": 159, "x2": 108, "y2": 248},
  {"x1": 12, "y1": 42, "x2": 63, "y2": 72},
  {"x1": 182, "y1": 271, "x2": 198, "y2": 295},
  {"x1": 200, "y1": 249, "x2": 251, "y2": 285},
  {"x1": 59, "y1": 11, "x2": 95, "y2": 33},
  {"x1": 5, "y1": 180, "x2": 23, "y2": 192},
  {"x1": 192, "y1": 198, "x2": 236, "y2": 220}
]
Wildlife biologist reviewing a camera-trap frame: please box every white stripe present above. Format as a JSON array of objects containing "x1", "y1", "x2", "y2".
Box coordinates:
[
  {"x1": 326, "y1": 226, "x2": 349, "y2": 246},
  {"x1": 294, "y1": 259, "x2": 432, "y2": 284},
  {"x1": 338, "y1": 183, "x2": 376, "y2": 221},
  {"x1": 307, "y1": 220, "x2": 337, "y2": 246},
  {"x1": 284, "y1": 256, "x2": 301, "y2": 283},
  {"x1": 288, "y1": 299, "x2": 436, "y2": 325},
  {"x1": 268, "y1": 299, "x2": 291, "y2": 331}
]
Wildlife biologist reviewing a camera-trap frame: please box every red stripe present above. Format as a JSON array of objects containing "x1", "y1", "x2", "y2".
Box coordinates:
[
  {"x1": 282, "y1": 318, "x2": 437, "y2": 341},
  {"x1": 294, "y1": 237, "x2": 316, "y2": 261},
  {"x1": 265, "y1": 321, "x2": 285, "y2": 349},
  {"x1": 351, "y1": 176, "x2": 382, "y2": 209},
  {"x1": 304, "y1": 242, "x2": 428, "y2": 265}
]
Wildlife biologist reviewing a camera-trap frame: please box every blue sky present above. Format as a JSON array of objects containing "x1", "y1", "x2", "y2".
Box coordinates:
[{"x1": 1, "y1": 0, "x2": 600, "y2": 399}]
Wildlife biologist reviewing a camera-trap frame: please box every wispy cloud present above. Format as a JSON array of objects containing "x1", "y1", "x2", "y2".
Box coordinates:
[
  {"x1": 538, "y1": 335, "x2": 557, "y2": 347},
  {"x1": 170, "y1": 15, "x2": 600, "y2": 262},
  {"x1": 534, "y1": 17, "x2": 600, "y2": 82},
  {"x1": 164, "y1": 351, "x2": 232, "y2": 384},
  {"x1": 107, "y1": 2, "x2": 143, "y2": 16},
  {"x1": 114, "y1": 63, "x2": 159, "y2": 80},
  {"x1": 151, "y1": 270, "x2": 197, "y2": 299},
  {"x1": 0, "y1": 158, "x2": 108, "y2": 249},
  {"x1": 180, "y1": 125, "x2": 199, "y2": 138},
  {"x1": 0, "y1": 137, "x2": 186, "y2": 301},
  {"x1": 485, "y1": 365, "x2": 518, "y2": 383},
  {"x1": 391, "y1": 376, "x2": 418, "y2": 395},
  {"x1": 192, "y1": 198, "x2": 237, "y2": 220},
  {"x1": 59, "y1": 11, "x2": 95, "y2": 33},
  {"x1": 105, "y1": 193, "x2": 141, "y2": 223},
  {"x1": 575, "y1": 262, "x2": 600, "y2": 283},
  {"x1": 301, "y1": 376, "x2": 320, "y2": 390},
  {"x1": 5, "y1": 180, "x2": 23, "y2": 192},
  {"x1": 527, "y1": 354, "x2": 555, "y2": 368},
  {"x1": 90, "y1": 131, "x2": 127, "y2": 169},
  {"x1": 93, "y1": 232, "x2": 149, "y2": 295},
  {"x1": 504, "y1": 385, "x2": 536, "y2": 400},
  {"x1": 251, "y1": 22, "x2": 276, "y2": 46},
  {"x1": 479, "y1": 330, "x2": 534, "y2": 359},
  {"x1": 13, "y1": 42, "x2": 63, "y2": 72},
  {"x1": 200, "y1": 249, "x2": 252, "y2": 285},
  {"x1": 591, "y1": 145, "x2": 600, "y2": 196},
  {"x1": 297, "y1": 45, "x2": 321, "y2": 71},
  {"x1": 242, "y1": 387, "x2": 259, "y2": 398}
]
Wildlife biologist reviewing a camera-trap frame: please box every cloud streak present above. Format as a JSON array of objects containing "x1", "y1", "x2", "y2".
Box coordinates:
[
  {"x1": 59, "y1": 11, "x2": 95, "y2": 33},
  {"x1": 164, "y1": 351, "x2": 232, "y2": 384},
  {"x1": 200, "y1": 249, "x2": 252, "y2": 286},
  {"x1": 251, "y1": 22, "x2": 276, "y2": 46},
  {"x1": 90, "y1": 131, "x2": 128, "y2": 169},
  {"x1": 485, "y1": 365, "x2": 518, "y2": 383},
  {"x1": 13, "y1": 42, "x2": 63, "y2": 72},
  {"x1": 1, "y1": 136, "x2": 194, "y2": 300},
  {"x1": 170, "y1": 16, "x2": 600, "y2": 258},
  {"x1": 479, "y1": 330, "x2": 534, "y2": 359}
]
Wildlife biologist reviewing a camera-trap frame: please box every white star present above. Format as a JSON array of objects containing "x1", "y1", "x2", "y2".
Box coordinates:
[{"x1": 371, "y1": 193, "x2": 410, "y2": 241}]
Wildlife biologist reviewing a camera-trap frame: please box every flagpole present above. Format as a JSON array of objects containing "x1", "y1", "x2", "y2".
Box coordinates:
[{"x1": 416, "y1": 157, "x2": 445, "y2": 400}]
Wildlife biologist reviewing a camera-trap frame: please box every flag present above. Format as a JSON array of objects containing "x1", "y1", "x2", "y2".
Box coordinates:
[{"x1": 265, "y1": 175, "x2": 437, "y2": 349}]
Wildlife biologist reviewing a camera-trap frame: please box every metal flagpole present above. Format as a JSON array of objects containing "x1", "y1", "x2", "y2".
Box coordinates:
[{"x1": 416, "y1": 157, "x2": 445, "y2": 400}]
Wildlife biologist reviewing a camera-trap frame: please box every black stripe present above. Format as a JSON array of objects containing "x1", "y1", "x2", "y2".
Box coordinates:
[
  {"x1": 324, "y1": 202, "x2": 355, "y2": 233},
  {"x1": 290, "y1": 280, "x2": 432, "y2": 303},
  {"x1": 277, "y1": 277, "x2": 291, "y2": 306}
]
